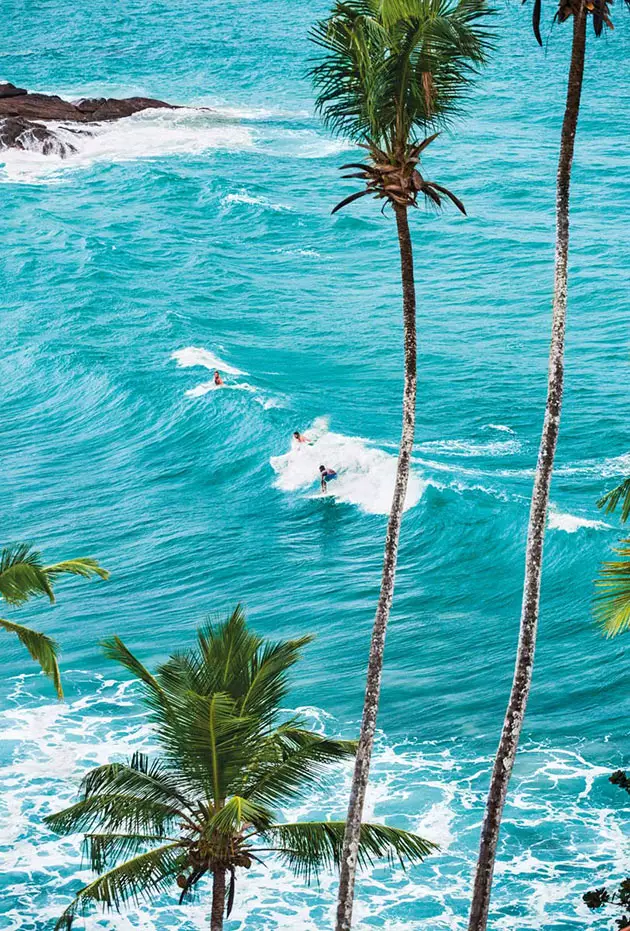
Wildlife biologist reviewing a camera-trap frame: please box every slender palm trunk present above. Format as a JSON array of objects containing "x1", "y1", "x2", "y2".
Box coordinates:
[
  {"x1": 467, "y1": 6, "x2": 587, "y2": 930},
  {"x1": 210, "y1": 867, "x2": 226, "y2": 931},
  {"x1": 335, "y1": 203, "x2": 417, "y2": 931}
]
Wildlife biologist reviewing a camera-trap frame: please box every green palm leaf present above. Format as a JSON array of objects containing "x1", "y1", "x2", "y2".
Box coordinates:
[
  {"x1": 245, "y1": 727, "x2": 357, "y2": 806},
  {"x1": 83, "y1": 832, "x2": 176, "y2": 872},
  {"x1": 0, "y1": 617, "x2": 62, "y2": 698},
  {"x1": 261, "y1": 820, "x2": 437, "y2": 883},
  {"x1": 0, "y1": 545, "x2": 109, "y2": 606},
  {"x1": 0, "y1": 544, "x2": 54, "y2": 605},
  {"x1": 100, "y1": 637, "x2": 165, "y2": 701},
  {"x1": 54, "y1": 842, "x2": 186, "y2": 930},
  {"x1": 310, "y1": 0, "x2": 493, "y2": 148},
  {"x1": 594, "y1": 539, "x2": 630, "y2": 637},
  {"x1": 44, "y1": 791, "x2": 183, "y2": 837},
  {"x1": 79, "y1": 753, "x2": 198, "y2": 822},
  {"x1": 44, "y1": 558, "x2": 110, "y2": 583},
  {"x1": 598, "y1": 478, "x2": 630, "y2": 524},
  {"x1": 49, "y1": 610, "x2": 438, "y2": 926}
]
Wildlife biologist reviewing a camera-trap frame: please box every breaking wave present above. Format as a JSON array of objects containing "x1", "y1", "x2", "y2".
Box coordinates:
[{"x1": 270, "y1": 417, "x2": 425, "y2": 515}]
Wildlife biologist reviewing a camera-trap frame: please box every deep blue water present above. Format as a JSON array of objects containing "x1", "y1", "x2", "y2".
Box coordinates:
[{"x1": 1, "y1": 1, "x2": 629, "y2": 928}]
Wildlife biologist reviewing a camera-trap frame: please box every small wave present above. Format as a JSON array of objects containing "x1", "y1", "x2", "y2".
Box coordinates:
[
  {"x1": 486, "y1": 423, "x2": 516, "y2": 434},
  {"x1": 270, "y1": 417, "x2": 424, "y2": 515},
  {"x1": 221, "y1": 189, "x2": 291, "y2": 211},
  {"x1": 260, "y1": 127, "x2": 353, "y2": 160},
  {"x1": 185, "y1": 381, "x2": 257, "y2": 399},
  {"x1": 548, "y1": 507, "x2": 611, "y2": 533},
  {"x1": 273, "y1": 247, "x2": 321, "y2": 258},
  {"x1": 416, "y1": 438, "x2": 521, "y2": 457},
  {"x1": 171, "y1": 346, "x2": 246, "y2": 376}
]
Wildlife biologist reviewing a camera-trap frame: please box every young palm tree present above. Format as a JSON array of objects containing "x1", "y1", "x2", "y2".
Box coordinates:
[
  {"x1": 45, "y1": 607, "x2": 436, "y2": 931},
  {"x1": 310, "y1": 2, "x2": 492, "y2": 927},
  {"x1": 468, "y1": 2, "x2": 628, "y2": 928},
  {"x1": 0, "y1": 543, "x2": 109, "y2": 699}
]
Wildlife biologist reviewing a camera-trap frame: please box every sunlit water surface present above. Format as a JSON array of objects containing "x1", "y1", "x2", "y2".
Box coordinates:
[{"x1": 1, "y1": 2, "x2": 629, "y2": 928}]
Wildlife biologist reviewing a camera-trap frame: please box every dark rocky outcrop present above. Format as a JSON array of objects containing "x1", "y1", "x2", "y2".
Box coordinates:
[
  {"x1": 0, "y1": 82, "x2": 27, "y2": 98},
  {"x1": 0, "y1": 116, "x2": 79, "y2": 156},
  {"x1": 0, "y1": 83, "x2": 178, "y2": 157}
]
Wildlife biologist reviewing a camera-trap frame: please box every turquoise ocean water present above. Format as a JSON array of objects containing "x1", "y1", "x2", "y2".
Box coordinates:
[{"x1": 1, "y1": 1, "x2": 629, "y2": 928}]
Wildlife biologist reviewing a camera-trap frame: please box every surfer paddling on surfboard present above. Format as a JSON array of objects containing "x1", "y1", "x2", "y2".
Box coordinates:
[
  {"x1": 293, "y1": 430, "x2": 309, "y2": 444},
  {"x1": 319, "y1": 465, "x2": 337, "y2": 494}
]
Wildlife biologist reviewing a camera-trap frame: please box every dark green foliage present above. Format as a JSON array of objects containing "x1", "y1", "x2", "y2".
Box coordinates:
[
  {"x1": 46, "y1": 609, "x2": 436, "y2": 928},
  {"x1": 310, "y1": 0, "x2": 493, "y2": 150},
  {"x1": 0, "y1": 543, "x2": 108, "y2": 697}
]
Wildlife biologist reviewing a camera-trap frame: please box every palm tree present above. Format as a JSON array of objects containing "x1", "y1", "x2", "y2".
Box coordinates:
[
  {"x1": 468, "y1": 2, "x2": 628, "y2": 928},
  {"x1": 45, "y1": 607, "x2": 436, "y2": 931},
  {"x1": 0, "y1": 542, "x2": 109, "y2": 699},
  {"x1": 310, "y1": 2, "x2": 493, "y2": 927},
  {"x1": 594, "y1": 478, "x2": 630, "y2": 636}
]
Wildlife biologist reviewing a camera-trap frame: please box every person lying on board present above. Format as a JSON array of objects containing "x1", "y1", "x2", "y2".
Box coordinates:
[{"x1": 293, "y1": 430, "x2": 309, "y2": 444}]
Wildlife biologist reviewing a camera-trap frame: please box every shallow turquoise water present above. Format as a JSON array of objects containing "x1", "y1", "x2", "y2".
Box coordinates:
[{"x1": 1, "y1": 2, "x2": 629, "y2": 928}]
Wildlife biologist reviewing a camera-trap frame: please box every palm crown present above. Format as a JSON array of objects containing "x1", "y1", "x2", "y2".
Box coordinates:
[
  {"x1": 531, "y1": 0, "x2": 628, "y2": 47},
  {"x1": 310, "y1": 0, "x2": 493, "y2": 213},
  {"x1": 0, "y1": 543, "x2": 109, "y2": 698},
  {"x1": 46, "y1": 608, "x2": 436, "y2": 930}
]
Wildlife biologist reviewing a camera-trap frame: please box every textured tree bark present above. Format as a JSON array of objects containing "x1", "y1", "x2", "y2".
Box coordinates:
[
  {"x1": 467, "y1": 6, "x2": 587, "y2": 930},
  {"x1": 210, "y1": 867, "x2": 226, "y2": 931},
  {"x1": 335, "y1": 203, "x2": 417, "y2": 931}
]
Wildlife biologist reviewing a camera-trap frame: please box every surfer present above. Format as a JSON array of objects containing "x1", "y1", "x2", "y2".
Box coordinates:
[
  {"x1": 293, "y1": 430, "x2": 309, "y2": 444},
  {"x1": 213, "y1": 370, "x2": 224, "y2": 386},
  {"x1": 319, "y1": 465, "x2": 337, "y2": 494}
]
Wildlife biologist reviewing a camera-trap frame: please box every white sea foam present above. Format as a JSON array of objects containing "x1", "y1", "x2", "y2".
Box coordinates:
[
  {"x1": 548, "y1": 506, "x2": 611, "y2": 533},
  {"x1": 270, "y1": 417, "x2": 424, "y2": 515},
  {"x1": 273, "y1": 247, "x2": 321, "y2": 258},
  {"x1": 416, "y1": 438, "x2": 521, "y2": 457},
  {"x1": 171, "y1": 346, "x2": 246, "y2": 376},
  {"x1": 221, "y1": 190, "x2": 291, "y2": 211},
  {"x1": 0, "y1": 108, "x2": 253, "y2": 183},
  {"x1": 1, "y1": 675, "x2": 628, "y2": 931},
  {"x1": 486, "y1": 423, "x2": 516, "y2": 434},
  {"x1": 184, "y1": 381, "x2": 257, "y2": 399}
]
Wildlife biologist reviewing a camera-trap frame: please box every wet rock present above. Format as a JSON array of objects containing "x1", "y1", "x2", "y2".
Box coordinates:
[
  {"x1": 0, "y1": 84, "x2": 179, "y2": 155},
  {"x1": 0, "y1": 82, "x2": 28, "y2": 98},
  {"x1": 74, "y1": 96, "x2": 175, "y2": 121},
  {"x1": 0, "y1": 116, "x2": 78, "y2": 156}
]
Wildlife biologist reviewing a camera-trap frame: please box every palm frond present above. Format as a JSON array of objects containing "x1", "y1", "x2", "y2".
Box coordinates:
[
  {"x1": 310, "y1": 0, "x2": 494, "y2": 151},
  {"x1": 261, "y1": 820, "x2": 437, "y2": 883},
  {"x1": 598, "y1": 478, "x2": 630, "y2": 524},
  {"x1": 208, "y1": 795, "x2": 274, "y2": 836},
  {"x1": 594, "y1": 539, "x2": 630, "y2": 637},
  {"x1": 0, "y1": 545, "x2": 108, "y2": 606},
  {"x1": 245, "y1": 728, "x2": 357, "y2": 806},
  {"x1": 0, "y1": 617, "x2": 62, "y2": 698},
  {"x1": 54, "y1": 842, "x2": 186, "y2": 930},
  {"x1": 44, "y1": 558, "x2": 109, "y2": 583},
  {"x1": 83, "y1": 832, "x2": 176, "y2": 872},
  {"x1": 100, "y1": 636, "x2": 166, "y2": 701},
  {"x1": 0, "y1": 544, "x2": 54, "y2": 605},
  {"x1": 79, "y1": 753, "x2": 197, "y2": 823},
  {"x1": 44, "y1": 791, "x2": 183, "y2": 837}
]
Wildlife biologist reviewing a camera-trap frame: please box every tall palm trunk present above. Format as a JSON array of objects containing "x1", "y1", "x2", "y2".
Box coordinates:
[
  {"x1": 467, "y1": 5, "x2": 587, "y2": 929},
  {"x1": 210, "y1": 867, "x2": 226, "y2": 931},
  {"x1": 335, "y1": 203, "x2": 417, "y2": 931}
]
